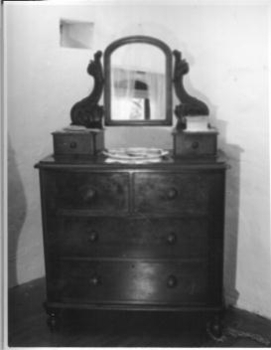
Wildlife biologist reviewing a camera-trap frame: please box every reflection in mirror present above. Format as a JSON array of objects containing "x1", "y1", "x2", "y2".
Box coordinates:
[
  {"x1": 104, "y1": 36, "x2": 172, "y2": 126},
  {"x1": 111, "y1": 44, "x2": 166, "y2": 122}
]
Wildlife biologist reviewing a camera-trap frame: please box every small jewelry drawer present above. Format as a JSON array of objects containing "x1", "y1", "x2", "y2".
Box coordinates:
[
  {"x1": 52, "y1": 130, "x2": 104, "y2": 156},
  {"x1": 55, "y1": 217, "x2": 210, "y2": 259},
  {"x1": 56, "y1": 259, "x2": 210, "y2": 305},
  {"x1": 47, "y1": 171, "x2": 129, "y2": 213},
  {"x1": 134, "y1": 173, "x2": 211, "y2": 214},
  {"x1": 173, "y1": 130, "x2": 217, "y2": 157}
]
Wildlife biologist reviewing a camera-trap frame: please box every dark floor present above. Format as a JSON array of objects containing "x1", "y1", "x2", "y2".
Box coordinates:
[{"x1": 8, "y1": 277, "x2": 271, "y2": 347}]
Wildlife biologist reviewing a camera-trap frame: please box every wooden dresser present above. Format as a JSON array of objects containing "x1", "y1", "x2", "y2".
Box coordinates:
[{"x1": 35, "y1": 153, "x2": 227, "y2": 336}]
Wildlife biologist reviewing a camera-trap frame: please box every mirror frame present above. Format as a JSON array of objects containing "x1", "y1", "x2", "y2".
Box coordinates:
[{"x1": 104, "y1": 36, "x2": 172, "y2": 126}]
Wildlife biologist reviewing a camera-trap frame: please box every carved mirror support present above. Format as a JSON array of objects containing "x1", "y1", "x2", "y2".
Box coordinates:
[
  {"x1": 70, "y1": 51, "x2": 104, "y2": 129},
  {"x1": 70, "y1": 37, "x2": 210, "y2": 130},
  {"x1": 173, "y1": 50, "x2": 209, "y2": 130}
]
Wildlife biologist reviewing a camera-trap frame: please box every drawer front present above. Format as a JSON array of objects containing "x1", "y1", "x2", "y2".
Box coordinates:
[
  {"x1": 50, "y1": 172, "x2": 129, "y2": 212},
  {"x1": 56, "y1": 260, "x2": 209, "y2": 305},
  {"x1": 174, "y1": 132, "x2": 217, "y2": 157},
  {"x1": 55, "y1": 217, "x2": 209, "y2": 259},
  {"x1": 134, "y1": 173, "x2": 211, "y2": 214},
  {"x1": 53, "y1": 131, "x2": 104, "y2": 155}
]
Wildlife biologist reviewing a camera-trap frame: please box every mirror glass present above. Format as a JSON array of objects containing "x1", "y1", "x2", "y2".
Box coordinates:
[
  {"x1": 104, "y1": 37, "x2": 172, "y2": 126},
  {"x1": 111, "y1": 44, "x2": 165, "y2": 122}
]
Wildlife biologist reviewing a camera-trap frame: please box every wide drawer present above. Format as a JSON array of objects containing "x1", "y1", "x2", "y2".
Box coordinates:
[
  {"x1": 55, "y1": 217, "x2": 209, "y2": 259},
  {"x1": 55, "y1": 260, "x2": 209, "y2": 305},
  {"x1": 134, "y1": 173, "x2": 211, "y2": 214},
  {"x1": 47, "y1": 171, "x2": 129, "y2": 212}
]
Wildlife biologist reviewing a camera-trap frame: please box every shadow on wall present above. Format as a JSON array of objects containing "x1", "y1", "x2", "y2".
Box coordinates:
[
  {"x1": 184, "y1": 71, "x2": 242, "y2": 308},
  {"x1": 215, "y1": 118, "x2": 243, "y2": 307},
  {"x1": 8, "y1": 134, "x2": 27, "y2": 287}
]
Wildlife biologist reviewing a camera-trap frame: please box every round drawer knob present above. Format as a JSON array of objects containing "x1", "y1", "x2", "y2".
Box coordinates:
[
  {"x1": 89, "y1": 274, "x2": 101, "y2": 286},
  {"x1": 167, "y1": 188, "x2": 178, "y2": 200},
  {"x1": 70, "y1": 141, "x2": 77, "y2": 149},
  {"x1": 192, "y1": 141, "x2": 199, "y2": 149},
  {"x1": 167, "y1": 275, "x2": 178, "y2": 288},
  {"x1": 87, "y1": 230, "x2": 99, "y2": 243},
  {"x1": 83, "y1": 188, "x2": 96, "y2": 202},
  {"x1": 167, "y1": 232, "x2": 177, "y2": 245}
]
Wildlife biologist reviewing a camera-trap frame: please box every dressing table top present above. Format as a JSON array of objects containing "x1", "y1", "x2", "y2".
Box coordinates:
[{"x1": 36, "y1": 151, "x2": 227, "y2": 170}]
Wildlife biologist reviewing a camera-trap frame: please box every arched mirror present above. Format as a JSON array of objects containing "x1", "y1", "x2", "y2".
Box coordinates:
[
  {"x1": 70, "y1": 36, "x2": 209, "y2": 131},
  {"x1": 104, "y1": 36, "x2": 172, "y2": 126}
]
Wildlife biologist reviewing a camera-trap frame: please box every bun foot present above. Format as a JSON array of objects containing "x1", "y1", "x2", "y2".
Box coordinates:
[
  {"x1": 47, "y1": 312, "x2": 59, "y2": 331},
  {"x1": 206, "y1": 314, "x2": 224, "y2": 341},
  {"x1": 43, "y1": 302, "x2": 60, "y2": 331}
]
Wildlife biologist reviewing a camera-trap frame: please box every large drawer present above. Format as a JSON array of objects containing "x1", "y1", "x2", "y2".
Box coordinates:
[
  {"x1": 46, "y1": 171, "x2": 129, "y2": 213},
  {"x1": 134, "y1": 173, "x2": 211, "y2": 214},
  {"x1": 55, "y1": 260, "x2": 209, "y2": 305},
  {"x1": 54, "y1": 217, "x2": 210, "y2": 259}
]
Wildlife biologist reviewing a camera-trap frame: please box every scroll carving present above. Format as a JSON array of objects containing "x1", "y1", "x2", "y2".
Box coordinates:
[
  {"x1": 173, "y1": 50, "x2": 209, "y2": 130},
  {"x1": 70, "y1": 51, "x2": 104, "y2": 129}
]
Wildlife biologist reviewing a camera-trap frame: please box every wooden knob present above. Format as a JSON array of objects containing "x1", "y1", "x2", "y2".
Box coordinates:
[
  {"x1": 70, "y1": 141, "x2": 77, "y2": 149},
  {"x1": 83, "y1": 188, "x2": 96, "y2": 202},
  {"x1": 167, "y1": 232, "x2": 177, "y2": 245},
  {"x1": 167, "y1": 188, "x2": 178, "y2": 200},
  {"x1": 192, "y1": 141, "x2": 199, "y2": 149},
  {"x1": 89, "y1": 274, "x2": 101, "y2": 286},
  {"x1": 87, "y1": 230, "x2": 98, "y2": 243},
  {"x1": 167, "y1": 275, "x2": 178, "y2": 288}
]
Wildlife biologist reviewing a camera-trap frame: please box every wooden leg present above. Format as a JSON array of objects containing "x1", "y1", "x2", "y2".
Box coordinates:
[
  {"x1": 43, "y1": 302, "x2": 60, "y2": 331},
  {"x1": 206, "y1": 313, "x2": 224, "y2": 341}
]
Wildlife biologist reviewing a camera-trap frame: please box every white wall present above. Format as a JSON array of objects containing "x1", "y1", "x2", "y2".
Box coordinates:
[{"x1": 6, "y1": 1, "x2": 271, "y2": 319}]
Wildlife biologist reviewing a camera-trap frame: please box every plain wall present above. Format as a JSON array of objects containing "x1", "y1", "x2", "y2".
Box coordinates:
[{"x1": 6, "y1": 1, "x2": 271, "y2": 319}]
